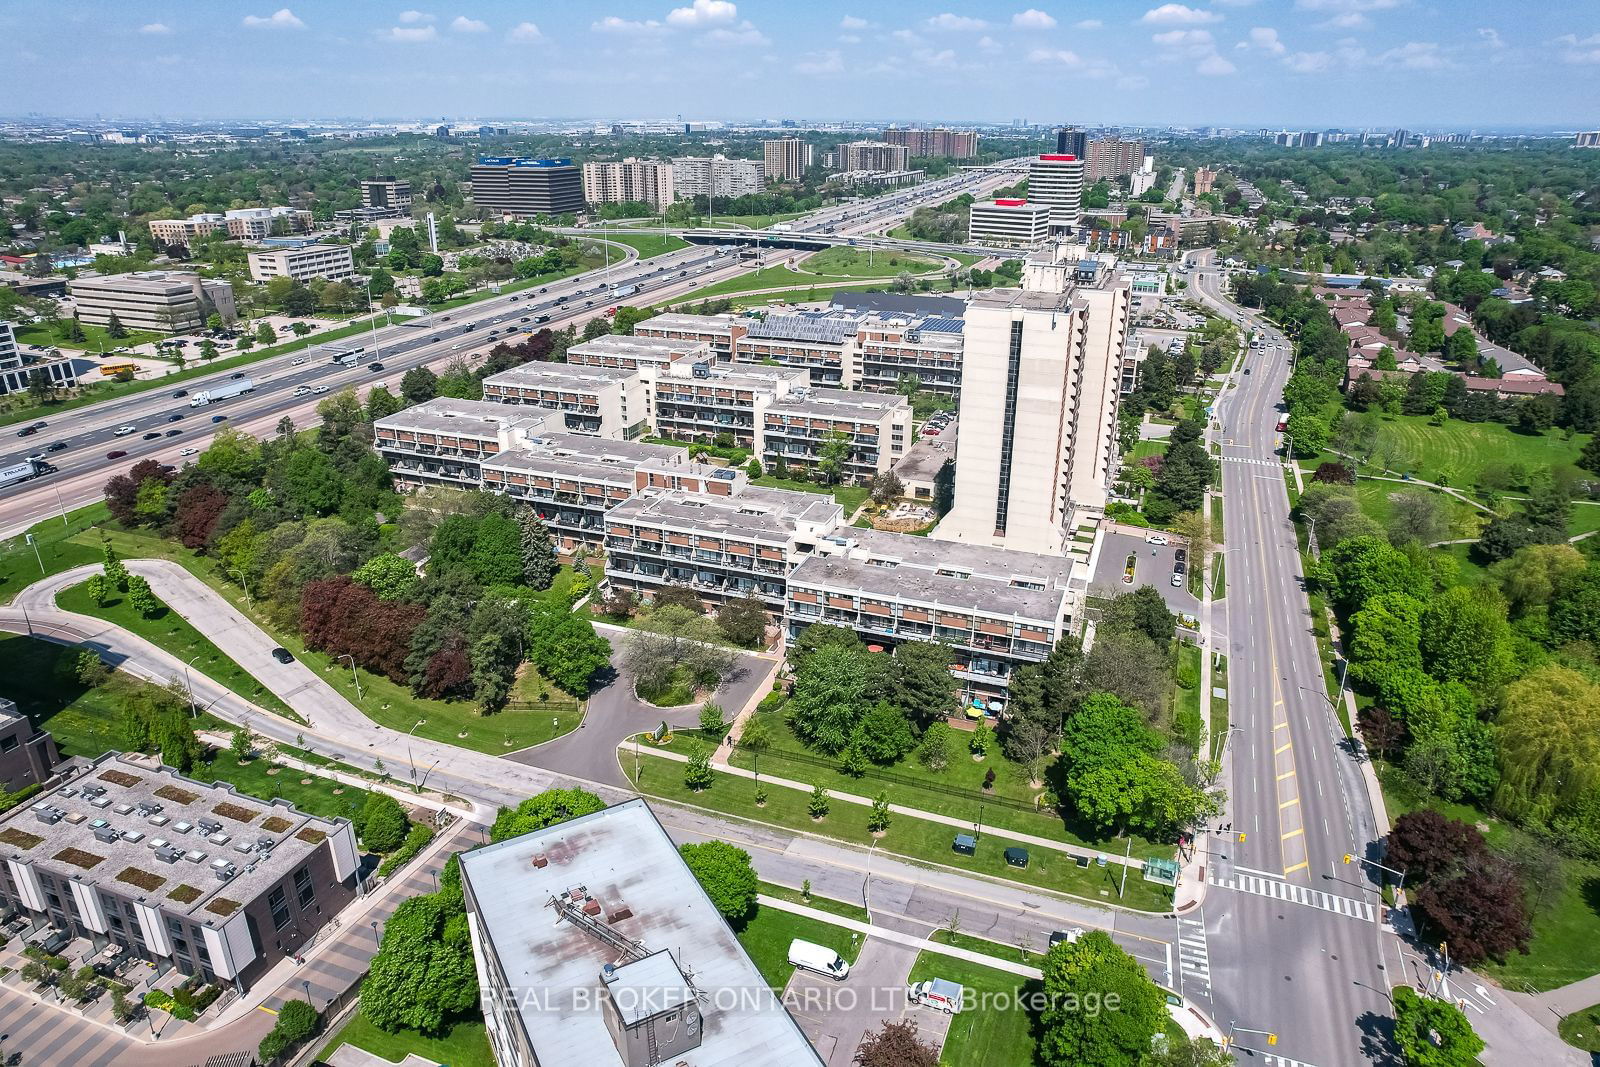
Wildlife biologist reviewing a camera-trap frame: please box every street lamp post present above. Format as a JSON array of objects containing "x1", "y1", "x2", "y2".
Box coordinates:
[
  {"x1": 370, "y1": 920, "x2": 380, "y2": 945},
  {"x1": 1341, "y1": 852, "x2": 1407, "y2": 897},
  {"x1": 362, "y1": 278, "x2": 382, "y2": 360},
  {"x1": 340, "y1": 654, "x2": 363, "y2": 700},
  {"x1": 407, "y1": 718, "x2": 426, "y2": 793},
  {"x1": 1224, "y1": 1022, "x2": 1278, "y2": 1052},
  {"x1": 229, "y1": 566, "x2": 252, "y2": 608},
  {"x1": 302, "y1": 979, "x2": 312, "y2": 1006},
  {"x1": 182, "y1": 654, "x2": 200, "y2": 718}
]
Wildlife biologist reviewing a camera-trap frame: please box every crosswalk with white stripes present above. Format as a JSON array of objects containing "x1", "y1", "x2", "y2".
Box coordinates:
[
  {"x1": 1176, "y1": 916, "x2": 1212, "y2": 1000},
  {"x1": 1211, "y1": 871, "x2": 1376, "y2": 921},
  {"x1": 1221, "y1": 455, "x2": 1282, "y2": 467}
]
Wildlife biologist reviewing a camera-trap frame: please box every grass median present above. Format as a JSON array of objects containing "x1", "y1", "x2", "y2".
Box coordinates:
[{"x1": 627, "y1": 749, "x2": 1173, "y2": 913}]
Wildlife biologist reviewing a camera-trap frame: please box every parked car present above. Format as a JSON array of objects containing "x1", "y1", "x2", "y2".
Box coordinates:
[
  {"x1": 270, "y1": 647, "x2": 294, "y2": 664},
  {"x1": 1048, "y1": 929, "x2": 1084, "y2": 948},
  {"x1": 1174, "y1": 548, "x2": 1188, "y2": 564},
  {"x1": 787, "y1": 939, "x2": 850, "y2": 981},
  {"x1": 1145, "y1": 533, "x2": 1169, "y2": 546},
  {"x1": 907, "y1": 978, "x2": 965, "y2": 1014}
]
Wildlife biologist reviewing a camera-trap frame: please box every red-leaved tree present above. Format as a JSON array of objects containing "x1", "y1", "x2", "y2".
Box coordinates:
[
  {"x1": 300, "y1": 575, "x2": 425, "y2": 684},
  {"x1": 172, "y1": 484, "x2": 231, "y2": 549},
  {"x1": 104, "y1": 459, "x2": 172, "y2": 526}
]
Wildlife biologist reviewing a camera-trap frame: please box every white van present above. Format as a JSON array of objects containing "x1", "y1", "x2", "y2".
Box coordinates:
[
  {"x1": 907, "y1": 978, "x2": 965, "y2": 1014},
  {"x1": 787, "y1": 939, "x2": 850, "y2": 981}
]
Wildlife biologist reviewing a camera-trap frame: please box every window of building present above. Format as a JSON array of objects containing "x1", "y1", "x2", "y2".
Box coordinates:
[
  {"x1": 294, "y1": 867, "x2": 316, "y2": 909},
  {"x1": 0, "y1": 734, "x2": 17, "y2": 753},
  {"x1": 268, "y1": 887, "x2": 291, "y2": 931}
]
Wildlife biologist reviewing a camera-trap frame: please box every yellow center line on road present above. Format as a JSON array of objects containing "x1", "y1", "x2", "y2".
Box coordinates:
[
  {"x1": 1279, "y1": 797, "x2": 1300, "y2": 809},
  {"x1": 1283, "y1": 861, "x2": 1310, "y2": 875},
  {"x1": 1275, "y1": 742, "x2": 1293, "y2": 755}
]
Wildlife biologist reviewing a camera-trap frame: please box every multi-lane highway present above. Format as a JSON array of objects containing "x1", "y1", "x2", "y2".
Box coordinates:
[{"x1": 0, "y1": 164, "x2": 1017, "y2": 536}]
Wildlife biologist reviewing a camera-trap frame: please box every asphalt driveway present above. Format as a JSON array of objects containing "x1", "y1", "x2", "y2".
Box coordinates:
[
  {"x1": 785, "y1": 938, "x2": 950, "y2": 1066},
  {"x1": 1089, "y1": 528, "x2": 1201, "y2": 619}
]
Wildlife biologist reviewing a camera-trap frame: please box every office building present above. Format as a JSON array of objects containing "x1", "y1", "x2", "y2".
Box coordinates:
[
  {"x1": 1054, "y1": 126, "x2": 1088, "y2": 159},
  {"x1": 761, "y1": 388, "x2": 911, "y2": 483},
  {"x1": 0, "y1": 321, "x2": 19, "y2": 372},
  {"x1": 1574, "y1": 131, "x2": 1600, "y2": 149},
  {"x1": 670, "y1": 154, "x2": 764, "y2": 199},
  {"x1": 479, "y1": 364, "x2": 648, "y2": 439},
  {"x1": 0, "y1": 752, "x2": 360, "y2": 992},
  {"x1": 0, "y1": 698, "x2": 58, "y2": 793},
  {"x1": 884, "y1": 128, "x2": 980, "y2": 159},
  {"x1": 147, "y1": 207, "x2": 312, "y2": 252},
  {"x1": 762, "y1": 138, "x2": 814, "y2": 182},
  {"x1": 581, "y1": 159, "x2": 676, "y2": 209},
  {"x1": 360, "y1": 177, "x2": 412, "y2": 216},
  {"x1": 934, "y1": 244, "x2": 1130, "y2": 554},
  {"x1": 68, "y1": 271, "x2": 236, "y2": 332},
  {"x1": 786, "y1": 529, "x2": 1078, "y2": 707},
  {"x1": 1193, "y1": 167, "x2": 1217, "y2": 195},
  {"x1": 470, "y1": 157, "x2": 585, "y2": 218},
  {"x1": 839, "y1": 141, "x2": 911, "y2": 174},
  {"x1": 246, "y1": 243, "x2": 355, "y2": 284},
  {"x1": 968, "y1": 199, "x2": 1053, "y2": 247},
  {"x1": 461, "y1": 799, "x2": 823, "y2": 1067},
  {"x1": 1028, "y1": 154, "x2": 1085, "y2": 229},
  {"x1": 1084, "y1": 138, "x2": 1144, "y2": 181}
]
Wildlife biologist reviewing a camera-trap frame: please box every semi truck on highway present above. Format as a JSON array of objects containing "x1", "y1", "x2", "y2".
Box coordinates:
[
  {"x1": 0, "y1": 458, "x2": 55, "y2": 490},
  {"x1": 189, "y1": 378, "x2": 255, "y2": 407},
  {"x1": 608, "y1": 284, "x2": 637, "y2": 299}
]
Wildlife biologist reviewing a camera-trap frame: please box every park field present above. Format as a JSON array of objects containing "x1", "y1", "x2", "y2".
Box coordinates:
[
  {"x1": 799, "y1": 246, "x2": 944, "y2": 278},
  {"x1": 1314, "y1": 414, "x2": 1591, "y2": 492}
]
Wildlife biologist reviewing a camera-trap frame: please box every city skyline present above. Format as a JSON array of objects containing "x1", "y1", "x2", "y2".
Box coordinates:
[{"x1": 4, "y1": 1, "x2": 1598, "y2": 127}]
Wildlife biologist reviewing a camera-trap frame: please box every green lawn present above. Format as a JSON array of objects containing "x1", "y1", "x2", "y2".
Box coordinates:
[
  {"x1": 0, "y1": 633, "x2": 133, "y2": 760},
  {"x1": 1209, "y1": 494, "x2": 1224, "y2": 544},
  {"x1": 800, "y1": 247, "x2": 945, "y2": 278},
  {"x1": 727, "y1": 711, "x2": 1167, "y2": 859},
  {"x1": 1209, "y1": 654, "x2": 1229, "y2": 762},
  {"x1": 1130, "y1": 440, "x2": 1169, "y2": 462},
  {"x1": 317, "y1": 1008, "x2": 496, "y2": 1067},
  {"x1": 628, "y1": 750, "x2": 1173, "y2": 912},
  {"x1": 928, "y1": 928, "x2": 1045, "y2": 967},
  {"x1": 758, "y1": 879, "x2": 870, "y2": 922},
  {"x1": 1332, "y1": 415, "x2": 1591, "y2": 491},
  {"x1": 57, "y1": 578, "x2": 300, "y2": 723},
  {"x1": 1559, "y1": 1001, "x2": 1600, "y2": 1053},
  {"x1": 1173, "y1": 643, "x2": 1202, "y2": 751},
  {"x1": 188, "y1": 752, "x2": 375, "y2": 825},
  {"x1": 735, "y1": 903, "x2": 864, "y2": 991},
  {"x1": 1352, "y1": 481, "x2": 1485, "y2": 540},
  {"x1": 907, "y1": 950, "x2": 1039, "y2": 1067},
  {"x1": 15, "y1": 319, "x2": 165, "y2": 353},
  {"x1": 591, "y1": 231, "x2": 689, "y2": 260},
  {"x1": 749, "y1": 475, "x2": 869, "y2": 514},
  {"x1": 0, "y1": 503, "x2": 107, "y2": 605}
]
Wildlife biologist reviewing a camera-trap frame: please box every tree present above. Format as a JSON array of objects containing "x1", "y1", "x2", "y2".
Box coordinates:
[
  {"x1": 1494, "y1": 665, "x2": 1600, "y2": 822},
  {"x1": 868, "y1": 470, "x2": 904, "y2": 506},
  {"x1": 890, "y1": 640, "x2": 958, "y2": 725},
  {"x1": 352, "y1": 552, "x2": 421, "y2": 601},
  {"x1": 788, "y1": 644, "x2": 873, "y2": 753},
  {"x1": 678, "y1": 840, "x2": 758, "y2": 922},
  {"x1": 105, "y1": 311, "x2": 127, "y2": 339},
  {"x1": 1411, "y1": 852, "x2": 1531, "y2": 966},
  {"x1": 527, "y1": 603, "x2": 611, "y2": 696},
  {"x1": 816, "y1": 432, "x2": 853, "y2": 485},
  {"x1": 1391, "y1": 986, "x2": 1484, "y2": 1067},
  {"x1": 1143, "y1": 1031, "x2": 1234, "y2": 1067},
  {"x1": 933, "y1": 459, "x2": 955, "y2": 516},
  {"x1": 229, "y1": 727, "x2": 252, "y2": 762},
  {"x1": 516, "y1": 510, "x2": 558, "y2": 590},
  {"x1": 1385, "y1": 810, "x2": 1488, "y2": 887},
  {"x1": 853, "y1": 1020, "x2": 939, "y2": 1067},
  {"x1": 1099, "y1": 585, "x2": 1176, "y2": 650},
  {"x1": 808, "y1": 784, "x2": 830, "y2": 819},
  {"x1": 788, "y1": 622, "x2": 863, "y2": 672},
  {"x1": 126, "y1": 575, "x2": 160, "y2": 618},
  {"x1": 467, "y1": 513, "x2": 524, "y2": 586},
  {"x1": 715, "y1": 595, "x2": 769, "y2": 647},
  {"x1": 85, "y1": 574, "x2": 109, "y2": 607},
  {"x1": 1037, "y1": 931, "x2": 1167, "y2": 1067},
  {"x1": 854, "y1": 702, "x2": 917, "y2": 764},
  {"x1": 1321, "y1": 536, "x2": 1432, "y2": 616},
  {"x1": 1493, "y1": 544, "x2": 1588, "y2": 617},
  {"x1": 1387, "y1": 491, "x2": 1449, "y2": 547},
  {"x1": 490, "y1": 788, "x2": 605, "y2": 842},
  {"x1": 359, "y1": 792, "x2": 409, "y2": 852},
  {"x1": 867, "y1": 791, "x2": 892, "y2": 832},
  {"x1": 259, "y1": 998, "x2": 319, "y2": 1063},
  {"x1": 363, "y1": 893, "x2": 477, "y2": 1034},
  {"x1": 401, "y1": 366, "x2": 439, "y2": 404}
]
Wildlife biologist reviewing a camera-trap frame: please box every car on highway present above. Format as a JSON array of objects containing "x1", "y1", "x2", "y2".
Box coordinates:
[
  {"x1": 1048, "y1": 929, "x2": 1084, "y2": 947},
  {"x1": 270, "y1": 647, "x2": 294, "y2": 664},
  {"x1": 46, "y1": 441, "x2": 67, "y2": 453},
  {"x1": 142, "y1": 432, "x2": 161, "y2": 440},
  {"x1": 520, "y1": 316, "x2": 530, "y2": 322},
  {"x1": 106, "y1": 450, "x2": 127, "y2": 460},
  {"x1": 14, "y1": 426, "x2": 36, "y2": 437},
  {"x1": 114, "y1": 425, "x2": 136, "y2": 436},
  {"x1": 231, "y1": 372, "x2": 245, "y2": 379},
  {"x1": 367, "y1": 362, "x2": 384, "y2": 372},
  {"x1": 1145, "y1": 533, "x2": 1169, "y2": 545},
  {"x1": 212, "y1": 414, "x2": 228, "y2": 423},
  {"x1": 312, "y1": 385, "x2": 330, "y2": 394},
  {"x1": 179, "y1": 447, "x2": 199, "y2": 457},
  {"x1": 167, "y1": 413, "x2": 183, "y2": 422},
  {"x1": 292, "y1": 357, "x2": 307, "y2": 366},
  {"x1": 172, "y1": 389, "x2": 187, "y2": 398},
  {"x1": 294, "y1": 386, "x2": 311, "y2": 397}
]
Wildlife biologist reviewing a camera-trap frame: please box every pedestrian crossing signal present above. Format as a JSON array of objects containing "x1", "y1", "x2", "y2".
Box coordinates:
[
  {"x1": 1268, "y1": 1034, "x2": 1278, "y2": 1046},
  {"x1": 1237, "y1": 832, "x2": 1246, "y2": 842},
  {"x1": 1343, "y1": 854, "x2": 1353, "y2": 864}
]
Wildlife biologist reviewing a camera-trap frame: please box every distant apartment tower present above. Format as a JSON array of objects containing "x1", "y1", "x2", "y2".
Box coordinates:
[
  {"x1": 1193, "y1": 167, "x2": 1217, "y2": 195},
  {"x1": 581, "y1": 158, "x2": 676, "y2": 208},
  {"x1": 762, "y1": 138, "x2": 814, "y2": 182},
  {"x1": 968, "y1": 199, "x2": 1052, "y2": 247},
  {"x1": 469, "y1": 157, "x2": 585, "y2": 218},
  {"x1": 884, "y1": 128, "x2": 980, "y2": 159},
  {"x1": 671, "y1": 154, "x2": 764, "y2": 199},
  {"x1": 1575, "y1": 131, "x2": 1600, "y2": 148},
  {"x1": 148, "y1": 206, "x2": 312, "y2": 252},
  {"x1": 246, "y1": 243, "x2": 355, "y2": 284},
  {"x1": 1028, "y1": 154, "x2": 1085, "y2": 229},
  {"x1": 68, "y1": 271, "x2": 236, "y2": 332},
  {"x1": 839, "y1": 141, "x2": 911, "y2": 174},
  {"x1": 1055, "y1": 127, "x2": 1088, "y2": 159},
  {"x1": 1084, "y1": 138, "x2": 1144, "y2": 181},
  {"x1": 933, "y1": 245, "x2": 1130, "y2": 555},
  {"x1": 361, "y1": 177, "x2": 412, "y2": 213}
]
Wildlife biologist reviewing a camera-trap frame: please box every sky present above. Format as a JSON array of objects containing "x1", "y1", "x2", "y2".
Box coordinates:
[{"x1": 4, "y1": 1, "x2": 1599, "y2": 128}]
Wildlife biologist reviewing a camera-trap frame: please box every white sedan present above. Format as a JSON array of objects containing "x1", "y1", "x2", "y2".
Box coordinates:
[
  {"x1": 1145, "y1": 533, "x2": 1170, "y2": 546},
  {"x1": 113, "y1": 425, "x2": 136, "y2": 436},
  {"x1": 178, "y1": 447, "x2": 199, "y2": 457}
]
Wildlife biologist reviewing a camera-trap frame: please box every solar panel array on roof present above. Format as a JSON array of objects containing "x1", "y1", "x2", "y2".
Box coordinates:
[
  {"x1": 746, "y1": 314, "x2": 858, "y2": 344},
  {"x1": 916, "y1": 317, "x2": 964, "y2": 334}
]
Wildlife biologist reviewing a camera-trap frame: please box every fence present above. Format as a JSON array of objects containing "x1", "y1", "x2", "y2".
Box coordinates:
[{"x1": 746, "y1": 744, "x2": 1051, "y2": 817}]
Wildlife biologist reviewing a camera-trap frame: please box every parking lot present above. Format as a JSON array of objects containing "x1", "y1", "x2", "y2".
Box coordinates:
[
  {"x1": 1089, "y1": 527, "x2": 1201, "y2": 619},
  {"x1": 785, "y1": 939, "x2": 953, "y2": 1066}
]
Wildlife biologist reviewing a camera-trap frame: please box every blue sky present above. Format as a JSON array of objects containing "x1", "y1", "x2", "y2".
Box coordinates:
[{"x1": 4, "y1": 1, "x2": 1598, "y2": 127}]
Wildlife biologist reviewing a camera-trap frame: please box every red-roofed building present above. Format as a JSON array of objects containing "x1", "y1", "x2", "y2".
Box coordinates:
[{"x1": 968, "y1": 198, "x2": 1052, "y2": 247}]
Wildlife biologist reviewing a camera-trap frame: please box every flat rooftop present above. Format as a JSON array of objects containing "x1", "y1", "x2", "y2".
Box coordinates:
[
  {"x1": 793, "y1": 526, "x2": 1076, "y2": 619},
  {"x1": 375, "y1": 397, "x2": 550, "y2": 439},
  {"x1": 459, "y1": 799, "x2": 821, "y2": 1067},
  {"x1": 68, "y1": 271, "x2": 199, "y2": 294},
  {"x1": 766, "y1": 387, "x2": 909, "y2": 421},
  {"x1": 482, "y1": 434, "x2": 687, "y2": 485},
  {"x1": 636, "y1": 313, "x2": 743, "y2": 335},
  {"x1": 967, "y1": 286, "x2": 1072, "y2": 312},
  {"x1": 566, "y1": 335, "x2": 707, "y2": 363},
  {"x1": 657, "y1": 363, "x2": 808, "y2": 392},
  {"x1": 0, "y1": 753, "x2": 345, "y2": 923},
  {"x1": 480, "y1": 364, "x2": 638, "y2": 392},
  {"x1": 608, "y1": 485, "x2": 842, "y2": 544}
]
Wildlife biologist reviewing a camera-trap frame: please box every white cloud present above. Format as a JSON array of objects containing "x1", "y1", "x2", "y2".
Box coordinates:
[
  {"x1": 1318, "y1": 12, "x2": 1369, "y2": 30},
  {"x1": 1477, "y1": 27, "x2": 1503, "y2": 49},
  {"x1": 1141, "y1": 4, "x2": 1222, "y2": 26},
  {"x1": 508, "y1": 21, "x2": 542, "y2": 41},
  {"x1": 1197, "y1": 52, "x2": 1236, "y2": 74},
  {"x1": 398, "y1": 10, "x2": 434, "y2": 23},
  {"x1": 1552, "y1": 33, "x2": 1600, "y2": 46},
  {"x1": 242, "y1": 8, "x2": 305, "y2": 29},
  {"x1": 891, "y1": 28, "x2": 922, "y2": 44},
  {"x1": 839, "y1": 33, "x2": 861, "y2": 43},
  {"x1": 1564, "y1": 45, "x2": 1600, "y2": 63},
  {"x1": 592, "y1": 15, "x2": 663, "y2": 33},
  {"x1": 1074, "y1": 18, "x2": 1103, "y2": 29},
  {"x1": 380, "y1": 24, "x2": 436, "y2": 41},
  {"x1": 1247, "y1": 26, "x2": 1285, "y2": 53},
  {"x1": 795, "y1": 48, "x2": 844, "y2": 74},
  {"x1": 703, "y1": 20, "x2": 768, "y2": 45},
  {"x1": 1556, "y1": 33, "x2": 1600, "y2": 62},
  {"x1": 1013, "y1": 9, "x2": 1057, "y2": 29},
  {"x1": 1378, "y1": 40, "x2": 1448, "y2": 69},
  {"x1": 1283, "y1": 50, "x2": 1331, "y2": 71},
  {"x1": 450, "y1": 15, "x2": 488, "y2": 32},
  {"x1": 666, "y1": 0, "x2": 737, "y2": 27},
  {"x1": 1214, "y1": 0, "x2": 1259, "y2": 5},
  {"x1": 925, "y1": 13, "x2": 989, "y2": 31},
  {"x1": 978, "y1": 35, "x2": 1004, "y2": 53},
  {"x1": 840, "y1": 15, "x2": 869, "y2": 29},
  {"x1": 1027, "y1": 47, "x2": 1082, "y2": 66},
  {"x1": 1154, "y1": 28, "x2": 1213, "y2": 47},
  {"x1": 139, "y1": 22, "x2": 173, "y2": 34}
]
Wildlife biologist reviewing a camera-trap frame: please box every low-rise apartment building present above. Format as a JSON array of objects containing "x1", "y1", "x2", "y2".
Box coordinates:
[
  {"x1": 68, "y1": 271, "x2": 237, "y2": 332},
  {"x1": 762, "y1": 388, "x2": 911, "y2": 483},
  {"x1": 246, "y1": 243, "x2": 355, "y2": 284},
  {"x1": 786, "y1": 528, "x2": 1079, "y2": 708},
  {"x1": 605, "y1": 482, "x2": 843, "y2": 610},
  {"x1": 148, "y1": 207, "x2": 312, "y2": 252},
  {"x1": 856, "y1": 314, "x2": 964, "y2": 396},
  {"x1": 0, "y1": 698, "x2": 58, "y2": 793},
  {"x1": 651, "y1": 361, "x2": 809, "y2": 449},
  {"x1": 0, "y1": 752, "x2": 360, "y2": 993},
  {"x1": 479, "y1": 364, "x2": 647, "y2": 438},
  {"x1": 374, "y1": 398, "x2": 553, "y2": 490},
  {"x1": 734, "y1": 312, "x2": 863, "y2": 388},
  {"x1": 633, "y1": 312, "x2": 748, "y2": 360},
  {"x1": 564, "y1": 334, "x2": 710, "y2": 374}
]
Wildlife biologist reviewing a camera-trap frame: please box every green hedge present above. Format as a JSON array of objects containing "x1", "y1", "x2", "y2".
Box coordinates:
[{"x1": 376, "y1": 820, "x2": 435, "y2": 879}]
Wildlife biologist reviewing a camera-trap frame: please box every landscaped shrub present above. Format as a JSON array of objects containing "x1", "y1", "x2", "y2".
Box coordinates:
[{"x1": 376, "y1": 821, "x2": 436, "y2": 879}]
